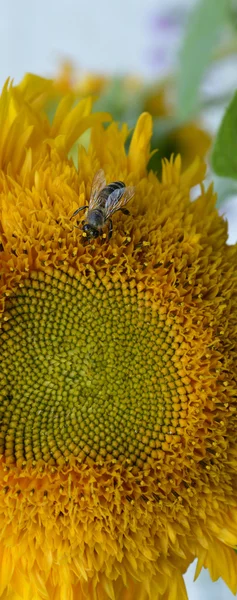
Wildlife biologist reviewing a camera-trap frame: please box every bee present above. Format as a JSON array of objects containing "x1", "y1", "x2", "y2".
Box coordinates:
[{"x1": 70, "y1": 169, "x2": 135, "y2": 240}]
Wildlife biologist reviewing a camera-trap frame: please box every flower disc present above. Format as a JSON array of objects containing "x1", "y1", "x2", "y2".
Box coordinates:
[{"x1": 1, "y1": 267, "x2": 186, "y2": 469}]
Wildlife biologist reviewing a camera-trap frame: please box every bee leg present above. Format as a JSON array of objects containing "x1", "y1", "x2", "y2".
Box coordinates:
[
  {"x1": 108, "y1": 219, "x2": 113, "y2": 240},
  {"x1": 70, "y1": 205, "x2": 88, "y2": 219},
  {"x1": 120, "y1": 208, "x2": 130, "y2": 215}
]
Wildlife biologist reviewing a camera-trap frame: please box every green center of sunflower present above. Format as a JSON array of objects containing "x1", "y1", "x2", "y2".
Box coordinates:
[{"x1": 0, "y1": 268, "x2": 186, "y2": 467}]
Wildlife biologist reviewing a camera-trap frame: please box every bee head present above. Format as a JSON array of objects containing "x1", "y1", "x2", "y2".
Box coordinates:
[{"x1": 82, "y1": 223, "x2": 99, "y2": 239}]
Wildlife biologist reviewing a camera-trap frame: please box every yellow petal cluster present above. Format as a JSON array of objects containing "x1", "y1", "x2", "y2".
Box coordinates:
[
  {"x1": 0, "y1": 75, "x2": 237, "y2": 600},
  {"x1": 51, "y1": 64, "x2": 211, "y2": 171},
  {"x1": 0, "y1": 76, "x2": 110, "y2": 174}
]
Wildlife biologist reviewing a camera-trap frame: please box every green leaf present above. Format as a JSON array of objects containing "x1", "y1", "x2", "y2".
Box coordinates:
[
  {"x1": 212, "y1": 90, "x2": 237, "y2": 179},
  {"x1": 176, "y1": 0, "x2": 228, "y2": 121}
]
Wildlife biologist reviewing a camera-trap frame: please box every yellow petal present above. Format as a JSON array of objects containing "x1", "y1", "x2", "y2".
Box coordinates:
[{"x1": 128, "y1": 112, "x2": 152, "y2": 177}]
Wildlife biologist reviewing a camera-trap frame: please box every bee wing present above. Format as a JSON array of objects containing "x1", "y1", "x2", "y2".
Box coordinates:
[
  {"x1": 88, "y1": 169, "x2": 107, "y2": 210},
  {"x1": 105, "y1": 186, "x2": 135, "y2": 217}
]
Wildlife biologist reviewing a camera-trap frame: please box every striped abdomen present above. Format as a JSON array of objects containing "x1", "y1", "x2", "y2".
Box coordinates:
[{"x1": 98, "y1": 181, "x2": 125, "y2": 205}]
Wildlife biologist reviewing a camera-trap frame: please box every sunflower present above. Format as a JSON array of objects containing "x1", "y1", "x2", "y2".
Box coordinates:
[{"x1": 0, "y1": 76, "x2": 237, "y2": 600}]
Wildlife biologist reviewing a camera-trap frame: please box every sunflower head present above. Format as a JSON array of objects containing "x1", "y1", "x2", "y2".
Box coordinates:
[{"x1": 0, "y1": 75, "x2": 237, "y2": 600}]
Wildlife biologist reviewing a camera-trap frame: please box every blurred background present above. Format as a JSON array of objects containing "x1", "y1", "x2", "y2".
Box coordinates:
[{"x1": 2, "y1": 1, "x2": 237, "y2": 597}]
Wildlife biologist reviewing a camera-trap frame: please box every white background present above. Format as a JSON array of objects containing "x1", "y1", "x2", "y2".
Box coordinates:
[
  {"x1": 1, "y1": 0, "x2": 159, "y2": 84},
  {"x1": 1, "y1": 1, "x2": 237, "y2": 597}
]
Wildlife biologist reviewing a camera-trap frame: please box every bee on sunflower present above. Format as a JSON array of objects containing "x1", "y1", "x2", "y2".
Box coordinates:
[{"x1": 0, "y1": 75, "x2": 237, "y2": 600}]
